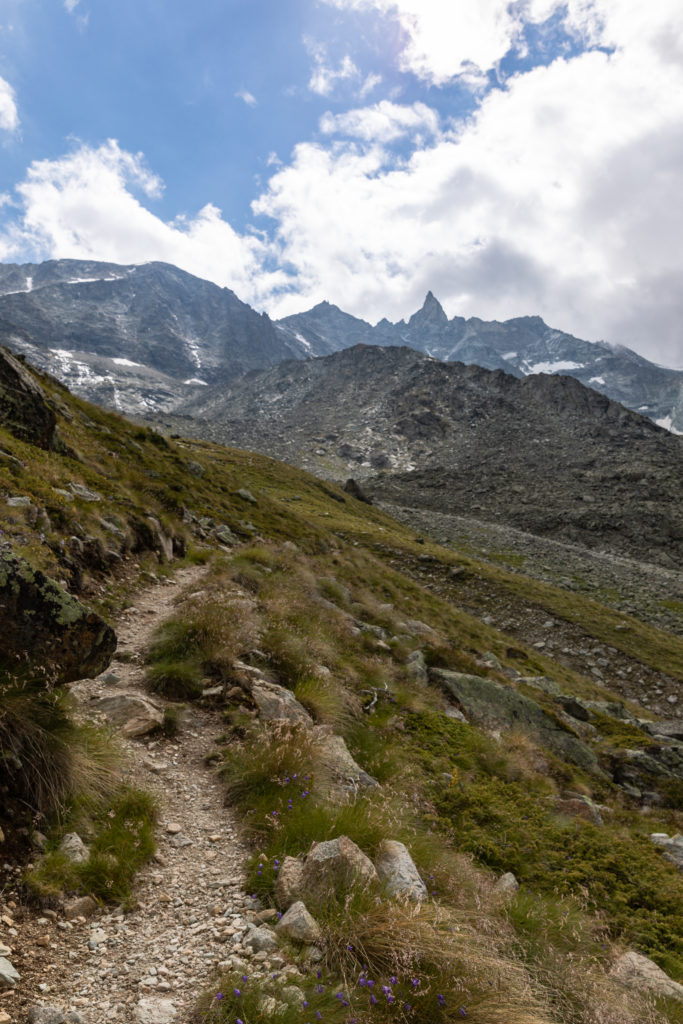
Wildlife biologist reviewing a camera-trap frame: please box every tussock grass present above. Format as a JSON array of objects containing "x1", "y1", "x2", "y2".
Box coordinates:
[{"x1": 0, "y1": 684, "x2": 118, "y2": 817}]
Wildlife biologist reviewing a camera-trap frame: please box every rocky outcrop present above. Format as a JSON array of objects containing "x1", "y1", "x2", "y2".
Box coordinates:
[
  {"x1": 430, "y1": 669, "x2": 598, "y2": 772},
  {"x1": 0, "y1": 547, "x2": 116, "y2": 684},
  {"x1": 92, "y1": 693, "x2": 164, "y2": 737},
  {"x1": 0, "y1": 344, "x2": 60, "y2": 450}
]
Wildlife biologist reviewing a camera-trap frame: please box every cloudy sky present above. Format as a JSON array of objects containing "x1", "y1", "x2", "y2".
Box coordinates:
[{"x1": 0, "y1": 0, "x2": 681, "y2": 366}]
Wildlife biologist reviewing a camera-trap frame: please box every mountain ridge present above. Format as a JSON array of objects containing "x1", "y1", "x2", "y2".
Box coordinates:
[{"x1": 0, "y1": 258, "x2": 681, "y2": 429}]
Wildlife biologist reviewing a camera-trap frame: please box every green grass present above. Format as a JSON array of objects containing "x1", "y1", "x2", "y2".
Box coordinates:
[{"x1": 26, "y1": 786, "x2": 157, "y2": 905}]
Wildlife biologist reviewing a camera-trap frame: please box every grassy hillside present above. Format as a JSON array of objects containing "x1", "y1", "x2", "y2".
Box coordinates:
[{"x1": 1, "y1": 354, "x2": 682, "y2": 1023}]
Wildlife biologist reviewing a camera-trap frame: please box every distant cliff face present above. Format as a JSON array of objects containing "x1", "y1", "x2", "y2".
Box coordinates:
[
  {"x1": 277, "y1": 294, "x2": 683, "y2": 434},
  {"x1": 0, "y1": 260, "x2": 306, "y2": 414},
  {"x1": 171, "y1": 344, "x2": 683, "y2": 568}
]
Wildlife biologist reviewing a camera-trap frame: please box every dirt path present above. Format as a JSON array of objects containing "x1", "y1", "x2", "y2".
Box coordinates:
[{"x1": 6, "y1": 567, "x2": 252, "y2": 1024}]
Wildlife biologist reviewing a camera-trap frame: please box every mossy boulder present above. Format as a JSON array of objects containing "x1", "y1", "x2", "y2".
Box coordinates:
[
  {"x1": 0, "y1": 344, "x2": 59, "y2": 450},
  {"x1": 0, "y1": 547, "x2": 116, "y2": 684}
]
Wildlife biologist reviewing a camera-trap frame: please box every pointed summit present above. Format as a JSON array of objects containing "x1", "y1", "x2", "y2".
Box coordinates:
[{"x1": 408, "y1": 291, "x2": 448, "y2": 331}]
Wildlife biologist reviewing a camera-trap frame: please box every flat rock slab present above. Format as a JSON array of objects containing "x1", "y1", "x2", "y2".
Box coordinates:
[
  {"x1": 429, "y1": 669, "x2": 598, "y2": 772},
  {"x1": 0, "y1": 956, "x2": 20, "y2": 988},
  {"x1": 135, "y1": 998, "x2": 177, "y2": 1023}
]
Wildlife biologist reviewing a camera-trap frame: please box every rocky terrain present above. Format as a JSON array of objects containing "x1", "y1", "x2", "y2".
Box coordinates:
[
  {"x1": 0, "y1": 259, "x2": 681, "y2": 431},
  {"x1": 168, "y1": 344, "x2": 683, "y2": 570}
]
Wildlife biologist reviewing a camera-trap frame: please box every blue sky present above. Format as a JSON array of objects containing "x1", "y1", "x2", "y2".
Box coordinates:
[{"x1": 1, "y1": 0, "x2": 682, "y2": 367}]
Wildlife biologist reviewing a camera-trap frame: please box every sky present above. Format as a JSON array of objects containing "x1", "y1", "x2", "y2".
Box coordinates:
[{"x1": 0, "y1": 0, "x2": 682, "y2": 367}]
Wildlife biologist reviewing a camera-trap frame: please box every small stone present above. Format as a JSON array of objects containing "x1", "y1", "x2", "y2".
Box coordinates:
[
  {"x1": 168, "y1": 834, "x2": 193, "y2": 848},
  {"x1": 275, "y1": 902, "x2": 321, "y2": 944},
  {"x1": 27, "y1": 1008, "x2": 67, "y2": 1024},
  {"x1": 64, "y1": 896, "x2": 98, "y2": 921},
  {"x1": 0, "y1": 955, "x2": 20, "y2": 988},
  {"x1": 58, "y1": 833, "x2": 89, "y2": 864},
  {"x1": 243, "y1": 925, "x2": 279, "y2": 953},
  {"x1": 374, "y1": 840, "x2": 427, "y2": 902},
  {"x1": 166, "y1": 823, "x2": 182, "y2": 835},
  {"x1": 35, "y1": 934, "x2": 51, "y2": 948},
  {"x1": 494, "y1": 872, "x2": 519, "y2": 894}
]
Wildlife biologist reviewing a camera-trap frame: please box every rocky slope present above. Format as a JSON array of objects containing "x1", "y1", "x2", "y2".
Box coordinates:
[
  {"x1": 277, "y1": 292, "x2": 683, "y2": 432},
  {"x1": 171, "y1": 345, "x2": 683, "y2": 569},
  {"x1": 1, "y1": 347, "x2": 682, "y2": 1024},
  {"x1": 0, "y1": 260, "x2": 305, "y2": 414}
]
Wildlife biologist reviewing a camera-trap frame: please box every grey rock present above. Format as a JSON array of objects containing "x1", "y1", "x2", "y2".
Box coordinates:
[
  {"x1": 517, "y1": 676, "x2": 562, "y2": 696},
  {"x1": 0, "y1": 956, "x2": 20, "y2": 988},
  {"x1": 93, "y1": 693, "x2": 164, "y2": 737},
  {"x1": 642, "y1": 719, "x2": 683, "y2": 741},
  {"x1": 274, "y1": 856, "x2": 304, "y2": 910},
  {"x1": 243, "y1": 924, "x2": 279, "y2": 953},
  {"x1": 314, "y1": 730, "x2": 379, "y2": 791},
  {"x1": 494, "y1": 872, "x2": 519, "y2": 894},
  {"x1": 168, "y1": 834, "x2": 193, "y2": 848},
  {"x1": 64, "y1": 895, "x2": 98, "y2": 920},
  {"x1": 59, "y1": 833, "x2": 89, "y2": 864},
  {"x1": 251, "y1": 681, "x2": 313, "y2": 726},
  {"x1": 235, "y1": 488, "x2": 258, "y2": 504},
  {"x1": 649, "y1": 833, "x2": 683, "y2": 868},
  {"x1": 406, "y1": 650, "x2": 427, "y2": 683},
  {"x1": 430, "y1": 669, "x2": 598, "y2": 772},
  {"x1": 27, "y1": 1009, "x2": 63, "y2": 1024},
  {"x1": 134, "y1": 997, "x2": 177, "y2": 1023},
  {"x1": 215, "y1": 524, "x2": 238, "y2": 546},
  {"x1": 68, "y1": 482, "x2": 102, "y2": 502},
  {"x1": 0, "y1": 344, "x2": 60, "y2": 450},
  {"x1": 374, "y1": 840, "x2": 427, "y2": 902},
  {"x1": 611, "y1": 951, "x2": 683, "y2": 1001},
  {"x1": 300, "y1": 836, "x2": 378, "y2": 905},
  {"x1": 6, "y1": 495, "x2": 31, "y2": 507},
  {"x1": 275, "y1": 901, "x2": 322, "y2": 943}
]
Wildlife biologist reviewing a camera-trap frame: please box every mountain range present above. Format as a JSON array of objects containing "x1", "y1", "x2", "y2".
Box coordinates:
[{"x1": 0, "y1": 258, "x2": 681, "y2": 431}]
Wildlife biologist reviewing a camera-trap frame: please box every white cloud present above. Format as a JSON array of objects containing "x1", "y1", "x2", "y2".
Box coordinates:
[
  {"x1": 322, "y1": 0, "x2": 621, "y2": 85},
  {"x1": 0, "y1": 75, "x2": 19, "y2": 132},
  {"x1": 0, "y1": 140, "x2": 286, "y2": 308},
  {"x1": 253, "y1": 0, "x2": 683, "y2": 366},
  {"x1": 235, "y1": 88, "x2": 257, "y2": 107},
  {"x1": 305, "y1": 37, "x2": 360, "y2": 95},
  {"x1": 320, "y1": 100, "x2": 439, "y2": 142},
  {"x1": 359, "y1": 72, "x2": 382, "y2": 98},
  {"x1": 64, "y1": 0, "x2": 79, "y2": 11}
]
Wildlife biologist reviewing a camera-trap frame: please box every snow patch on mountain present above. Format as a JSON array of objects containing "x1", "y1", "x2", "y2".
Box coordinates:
[{"x1": 526, "y1": 360, "x2": 584, "y2": 374}]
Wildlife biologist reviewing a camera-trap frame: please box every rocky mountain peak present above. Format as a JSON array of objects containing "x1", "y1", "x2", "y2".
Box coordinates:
[{"x1": 408, "y1": 291, "x2": 448, "y2": 329}]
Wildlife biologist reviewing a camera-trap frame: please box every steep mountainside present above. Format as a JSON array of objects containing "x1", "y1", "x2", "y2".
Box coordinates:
[
  {"x1": 0, "y1": 260, "x2": 305, "y2": 413},
  {"x1": 172, "y1": 345, "x2": 683, "y2": 568},
  {"x1": 277, "y1": 293, "x2": 683, "y2": 432}
]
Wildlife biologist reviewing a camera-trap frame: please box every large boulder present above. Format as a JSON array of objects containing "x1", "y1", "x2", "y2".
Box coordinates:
[
  {"x1": 429, "y1": 669, "x2": 598, "y2": 772},
  {"x1": 374, "y1": 840, "x2": 427, "y2": 902},
  {"x1": 299, "y1": 836, "x2": 378, "y2": 905},
  {"x1": 610, "y1": 951, "x2": 683, "y2": 1001},
  {"x1": 0, "y1": 344, "x2": 60, "y2": 450},
  {"x1": 0, "y1": 547, "x2": 116, "y2": 684}
]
